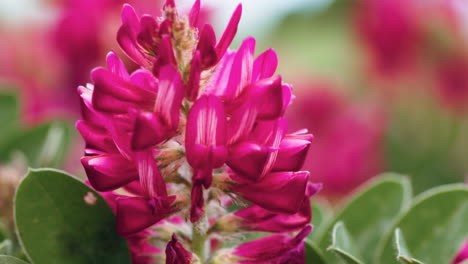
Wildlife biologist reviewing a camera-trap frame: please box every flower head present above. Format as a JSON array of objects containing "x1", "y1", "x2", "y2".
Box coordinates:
[{"x1": 78, "y1": 0, "x2": 318, "y2": 261}]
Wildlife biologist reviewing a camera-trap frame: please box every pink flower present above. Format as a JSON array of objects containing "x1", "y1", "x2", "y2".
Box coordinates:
[
  {"x1": 213, "y1": 225, "x2": 312, "y2": 264},
  {"x1": 355, "y1": 0, "x2": 421, "y2": 77},
  {"x1": 287, "y1": 84, "x2": 385, "y2": 198},
  {"x1": 165, "y1": 234, "x2": 194, "y2": 264},
  {"x1": 78, "y1": 0, "x2": 317, "y2": 261}
]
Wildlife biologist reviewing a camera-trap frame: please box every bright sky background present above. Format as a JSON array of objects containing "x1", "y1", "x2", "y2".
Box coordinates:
[{"x1": 1, "y1": 0, "x2": 330, "y2": 35}]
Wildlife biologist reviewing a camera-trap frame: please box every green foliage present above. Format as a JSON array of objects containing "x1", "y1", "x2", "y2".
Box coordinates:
[
  {"x1": 0, "y1": 91, "x2": 74, "y2": 169},
  {"x1": 393, "y1": 229, "x2": 424, "y2": 264},
  {"x1": 377, "y1": 185, "x2": 468, "y2": 264},
  {"x1": 327, "y1": 222, "x2": 364, "y2": 264},
  {"x1": 306, "y1": 175, "x2": 468, "y2": 264},
  {"x1": 14, "y1": 169, "x2": 131, "y2": 264},
  {"x1": 305, "y1": 240, "x2": 326, "y2": 264},
  {"x1": 0, "y1": 256, "x2": 29, "y2": 264},
  {"x1": 315, "y1": 173, "x2": 411, "y2": 263}
]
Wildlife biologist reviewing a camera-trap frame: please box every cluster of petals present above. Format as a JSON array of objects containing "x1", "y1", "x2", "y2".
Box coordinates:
[{"x1": 77, "y1": 0, "x2": 318, "y2": 262}]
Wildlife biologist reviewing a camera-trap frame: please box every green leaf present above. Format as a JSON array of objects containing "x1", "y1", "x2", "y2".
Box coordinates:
[
  {"x1": 0, "y1": 122, "x2": 74, "y2": 168},
  {"x1": 309, "y1": 202, "x2": 331, "y2": 240},
  {"x1": 14, "y1": 169, "x2": 131, "y2": 264},
  {"x1": 0, "y1": 255, "x2": 29, "y2": 264},
  {"x1": 0, "y1": 240, "x2": 12, "y2": 255},
  {"x1": 316, "y1": 173, "x2": 412, "y2": 263},
  {"x1": 394, "y1": 229, "x2": 424, "y2": 264},
  {"x1": 377, "y1": 184, "x2": 468, "y2": 264},
  {"x1": 327, "y1": 222, "x2": 364, "y2": 264},
  {"x1": 305, "y1": 240, "x2": 326, "y2": 264}
]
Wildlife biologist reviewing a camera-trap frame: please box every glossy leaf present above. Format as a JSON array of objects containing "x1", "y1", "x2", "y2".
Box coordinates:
[
  {"x1": 327, "y1": 222, "x2": 364, "y2": 264},
  {"x1": 394, "y1": 229, "x2": 424, "y2": 264},
  {"x1": 377, "y1": 184, "x2": 468, "y2": 264},
  {"x1": 309, "y1": 202, "x2": 331, "y2": 240},
  {"x1": 305, "y1": 240, "x2": 326, "y2": 264},
  {"x1": 15, "y1": 169, "x2": 131, "y2": 264},
  {"x1": 0, "y1": 240, "x2": 12, "y2": 255},
  {"x1": 316, "y1": 173, "x2": 412, "y2": 263},
  {"x1": 0, "y1": 255, "x2": 29, "y2": 264}
]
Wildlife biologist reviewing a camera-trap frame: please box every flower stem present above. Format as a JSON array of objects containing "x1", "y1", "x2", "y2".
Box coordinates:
[{"x1": 192, "y1": 221, "x2": 206, "y2": 262}]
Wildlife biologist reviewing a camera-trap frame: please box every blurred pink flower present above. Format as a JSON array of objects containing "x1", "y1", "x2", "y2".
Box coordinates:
[{"x1": 287, "y1": 84, "x2": 385, "y2": 199}]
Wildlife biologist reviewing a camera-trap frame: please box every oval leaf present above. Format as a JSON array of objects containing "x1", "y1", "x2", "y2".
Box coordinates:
[
  {"x1": 377, "y1": 184, "x2": 468, "y2": 264},
  {"x1": 14, "y1": 169, "x2": 131, "y2": 264},
  {"x1": 0, "y1": 255, "x2": 29, "y2": 264},
  {"x1": 316, "y1": 173, "x2": 412, "y2": 263},
  {"x1": 305, "y1": 240, "x2": 326, "y2": 264},
  {"x1": 327, "y1": 222, "x2": 364, "y2": 264},
  {"x1": 394, "y1": 228, "x2": 424, "y2": 264}
]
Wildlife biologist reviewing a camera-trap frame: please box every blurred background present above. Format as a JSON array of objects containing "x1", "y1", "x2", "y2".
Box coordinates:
[{"x1": 0, "y1": 0, "x2": 467, "y2": 220}]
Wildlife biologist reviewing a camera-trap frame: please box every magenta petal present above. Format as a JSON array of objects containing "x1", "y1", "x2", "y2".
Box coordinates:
[
  {"x1": 153, "y1": 35, "x2": 177, "y2": 76},
  {"x1": 137, "y1": 15, "x2": 159, "y2": 52},
  {"x1": 188, "y1": 0, "x2": 201, "y2": 28},
  {"x1": 131, "y1": 110, "x2": 169, "y2": 150},
  {"x1": 106, "y1": 51, "x2": 130, "y2": 79},
  {"x1": 233, "y1": 171, "x2": 309, "y2": 214},
  {"x1": 135, "y1": 150, "x2": 168, "y2": 198},
  {"x1": 163, "y1": 0, "x2": 175, "y2": 8},
  {"x1": 216, "y1": 4, "x2": 242, "y2": 58},
  {"x1": 185, "y1": 95, "x2": 227, "y2": 170},
  {"x1": 81, "y1": 155, "x2": 138, "y2": 192},
  {"x1": 117, "y1": 5, "x2": 151, "y2": 68},
  {"x1": 251, "y1": 75, "x2": 283, "y2": 120},
  {"x1": 453, "y1": 240, "x2": 468, "y2": 264},
  {"x1": 234, "y1": 201, "x2": 311, "y2": 233},
  {"x1": 76, "y1": 120, "x2": 117, "y2": 153},
  {"x1": 116, "y1": 196, "x2": 176, "y2": 237},
  {"x1": 186, "y1": 51, "x2": 202, "y2": 101},
  {"x1": 129, "y1": 69, "x2": 159, "y2": 93},
  {"x1": 233, "y1": 225, "x2": 312, "y2": 263},
  {"x1": 190, "y1": 183, "x2": 205, "y2": 223},
  {"x1": 252, "y1": 48, "x2": 278, "y2": 82},
  {"x1": 206, "y1": 51, "x2": 236, "y2": 97},
  {"x1": 273, "y1": 132, "x2": 312, "y2": 172},
  {"x1": 227, "y1": 142, "x2": 270, "y2": 181},
  {"x1": 154, "y1": 64, "x2": 184, "y2": 130},
  {"x1": 226, "y1": 101, "x2": 257, "y2": 145},
  {"x1": 91, "y1": 67, "x2": 154, "y2": 113},
  {"x1": 224, "y1": 37, "x2": 256, "y2": 103},
  {"x1": 197, "y1": 24, "x2": 218, "y2": 68},
  {"x1": 165, "y1": 234, "x2": 193, "y2": 264}
]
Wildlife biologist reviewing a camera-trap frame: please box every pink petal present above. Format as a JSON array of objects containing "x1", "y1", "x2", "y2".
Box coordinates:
[
  {"x1": 117, "y1": 5, "x2": 152, "y2": 67},
  {"x1": 81, "y1": 154, "x2": 138, "y2": 192},
  {"x1": 116, "y1": 195, "x2": 176, "y2": 237},
  {"x1": 224, "y1": 37, "x2": 256, "y2": 103},
  {"x1": 185, "y1": 94, "x2": 227, "y2": 171},
  {"x1": 152, "y1": 35, "x2": 177, "y2": 76},
  {"x1": 196, "y1": 25, "x2": 218, "y2": 68},
  {"x1": 165, "y1": 234, "x2": 193, "y2": 264},
  {"x1": 188, "y1": 0, "x2": 201, "y2": 28},
  {"x1": 186, "y1": 51, "x2": 202, "y2": 101},
  {"x1": 154, "y1": 64, "x2": 184, "y2": 130},
  {"x1": 250, "y1": 75, "x2": 283, "y2": 120},
  {"x1": 252, "y1": 48, "x2": 278, "y2": 82},
  {"x1": 233, "y1": 225, "x2": 311, "y2": 263},
  {"x1": 216, "y1": 4, "x2": 242, "y2": 58},
  {"x1": 273, "y1": 132, "x2": 312, "y2": 172},
  {"x1": 190, "y1": 183, "x2": 205, "y2": 223},
  {"x1": 106, "y1": 51, "x2": 130, "y2": 79},
  {"x1": 227, "y1": 142, "x2": 270, "y2": 181},
  {"x1": 232, "y1": 171, "x2": 309, "y2": 214}
]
